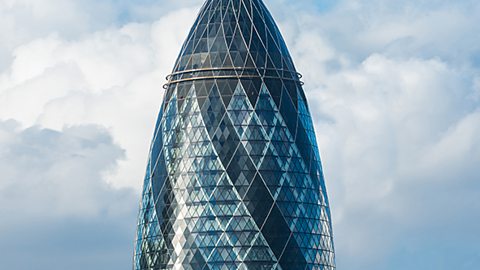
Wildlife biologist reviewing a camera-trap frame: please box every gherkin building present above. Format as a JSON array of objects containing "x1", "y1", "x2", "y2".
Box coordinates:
[{"x1": 134, "y1": 0, "x2": 336, "y2": 269}]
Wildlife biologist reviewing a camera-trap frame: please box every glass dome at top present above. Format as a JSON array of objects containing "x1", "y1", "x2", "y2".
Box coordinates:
[{"x1": 134, "y1": 0, "x2": 336, "y2": 269}]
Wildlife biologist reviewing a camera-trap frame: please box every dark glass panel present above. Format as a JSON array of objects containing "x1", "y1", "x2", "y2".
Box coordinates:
[
  {"x1": 244, "y1": 175, "x2": 274, "y2": 226},
  {"x1": 261, "y1": 204, "x2": 291, "y2": 258}
]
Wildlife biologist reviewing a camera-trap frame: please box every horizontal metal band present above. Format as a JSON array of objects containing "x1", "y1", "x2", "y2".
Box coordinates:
[
  {"x1": 165, "y1": 67, "x2": 303, "y2": 80},
  {"x1": 163, "y1": 67, "x2": 304, "y2": 89}
]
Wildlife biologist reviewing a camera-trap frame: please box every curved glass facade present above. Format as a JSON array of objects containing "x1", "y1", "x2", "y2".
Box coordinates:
[{"x1": 134, "y1": 0, "x2": 335, "y2": 269}]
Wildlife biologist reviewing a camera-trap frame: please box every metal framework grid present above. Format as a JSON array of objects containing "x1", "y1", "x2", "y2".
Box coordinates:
[{"x1": 134, "y1": 0, "x2": 336, "y2": 269}]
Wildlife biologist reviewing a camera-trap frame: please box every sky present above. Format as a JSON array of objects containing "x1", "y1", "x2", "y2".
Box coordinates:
[{"x1": 0, "y1": 0, "x2": 479, "y2": 269}]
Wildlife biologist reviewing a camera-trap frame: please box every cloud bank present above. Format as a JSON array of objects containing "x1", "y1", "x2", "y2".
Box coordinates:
[
  {"x1": 0, "y1": 120, "x2": 136, "y2": 269},
  {"x1": 0, "y1": 0, "x2": 479, "y2": 269}
]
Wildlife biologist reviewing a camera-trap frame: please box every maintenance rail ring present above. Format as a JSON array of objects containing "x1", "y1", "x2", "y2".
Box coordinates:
[{"x1": 163, "y1": 67, "x2": 304, "y2": 89}]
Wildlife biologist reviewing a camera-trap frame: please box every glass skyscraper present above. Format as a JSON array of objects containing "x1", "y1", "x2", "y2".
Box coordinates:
[{"x1": 134, "y1": 0, "x2": 335, "y2": 269}]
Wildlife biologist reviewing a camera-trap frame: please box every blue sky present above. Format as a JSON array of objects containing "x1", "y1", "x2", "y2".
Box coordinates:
[{"x1": 0, "y1": 0, "x2": 479, "y2": 269}]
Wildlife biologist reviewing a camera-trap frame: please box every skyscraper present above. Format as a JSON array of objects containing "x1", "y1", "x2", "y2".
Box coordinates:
[{"x1": 134, "y1": 0, "x2": 335, "y2": 269}]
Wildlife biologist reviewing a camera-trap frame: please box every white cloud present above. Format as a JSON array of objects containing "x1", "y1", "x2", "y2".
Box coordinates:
[
  {"x1": 0, "y1": 120, "x2": 138, "y2": 269},
  {"x1": 0, "y1": 0, "x2": 479, "y2": 269},
  {"x1": 306, "y1": 54, "x2": 480, "y2": 266},
  {"x1": 0, "y1": 7, "x2": 198, "y2": 188},
  {"x1": 279, "y1": 2, "x2": 480, "y2": 266},
  {"x1": 0, "y1": 120, "x2": 129, "y2": 220}
]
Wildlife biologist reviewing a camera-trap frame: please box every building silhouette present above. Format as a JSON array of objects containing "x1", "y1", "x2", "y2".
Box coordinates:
[{"x1": 134, "y1": 0, "x2": 335, "y2": 269}]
